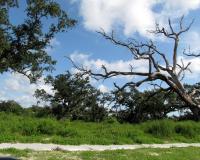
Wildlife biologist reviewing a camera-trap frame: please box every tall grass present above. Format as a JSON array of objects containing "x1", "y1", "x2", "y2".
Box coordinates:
[
  {"x1": 0, "y1": 112, "x2": 200, "y2": 145},
  {"x1": 144, "y1": 120, "x2": 175, "y2": 137}
]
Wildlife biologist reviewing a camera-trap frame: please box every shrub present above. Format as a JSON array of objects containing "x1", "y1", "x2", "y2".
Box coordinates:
[
  {"x1": 56, "y1": 128, "x2": 78, "y2": 137},
  {"x1": 26, "y1": 105, "x2": 52, "y2": 118},
  {"x1": 175, "y1": 122, "x2": 199, "y2": 137},
  {"x1": 104, "y1": 116, "x2": 119, "y2": 124},
  {"x1": 20, "y1": 120, "x2": 37, "y2": 136},
  {"x1": 37, "y1": 119, "x2": 57, "y2": 135}
]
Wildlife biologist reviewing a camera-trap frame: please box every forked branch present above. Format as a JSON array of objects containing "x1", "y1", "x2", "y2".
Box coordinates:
[{"x1": 70, "y1": 17, "x2": 200, "y2": 118}]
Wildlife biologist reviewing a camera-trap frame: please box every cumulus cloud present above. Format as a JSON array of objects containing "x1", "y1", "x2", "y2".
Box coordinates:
[
  {"x1": 70, "y1": 52, "x2": 149, "y2": 80},
  {"x1": 79, "y1": 0, "x2": 156, "y2": 36},
  {"x1": 70, "y1": 51, "x2": 200, "y2": 84},
  {"x1": 160, "y1": 0, "x2": 200, "y2": 18},
  {"x1": 1, "y1": 73, "x2": 53, "y2": 107},
  {"x1": 45, "y1": 38, "x2": 61, "y2": 54},
  {"x1": 78, "y1": 0, "x2": 200, "y2": 37},
  {"x1": 98, "y1": 84, "x2": 109, "y2": 93},
  {"x1": 178, "y1": 56, "x2": 200, "y2": 80},
  {"x1": 178, "y1": 31, "x2": 200, "y2": 81},
  {"x1": 182, "y1": 31, "x2": 200, "y2": 52}
]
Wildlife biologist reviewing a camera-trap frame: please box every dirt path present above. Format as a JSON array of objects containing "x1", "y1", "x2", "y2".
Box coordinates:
[{"x1": 0, "y1": 143, "x2": 200, "y2": 151}]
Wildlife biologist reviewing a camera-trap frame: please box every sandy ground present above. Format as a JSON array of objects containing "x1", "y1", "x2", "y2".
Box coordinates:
[{"x1": 0, "y1": 143, "x2": 200, "y2": 151}]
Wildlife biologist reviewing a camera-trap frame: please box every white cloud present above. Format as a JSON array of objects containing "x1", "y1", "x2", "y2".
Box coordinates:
[
  {"x1": 182, "y1": 31, "x2": 200, "y2": 52},
  {"x1": 15, "y1": 95, "x2": 38, "y2": 108},
  {"x1": 178, "y1": 31, "x2": 200, "y2": 80},
  {"x1": 98, "y1": 84, "x2": 109, "y2": 93},
  {"x1": 78, "y1": 0, "x2": 200, "y2": 37},
  {"x1": 79, "y1": 0, "x2": 156, "y2": 36},
  {"x1": 50, "y1": 38, "x2": 61, "y2": 46},
  {"x1": 70, "y1": 52, "x2": 200, "y2": 85},
  {"x1": 45, "y1": 38, "x2": 61, "y2": 54},
  {"x1": 5, "y1": 79, "x2": 20, "y2": 91},
  {"x1": 1, "y1": 73, "x2": 53, "y2": 107},
  {"x1": 160, "y1": 0, "x2": 200, "y2": 18},
  {"x1": 70, "y1": 52, "x2": 149, "y2": 80},
  {"x1": 178, "y1": 56, "x2": 200, "y2": 80}
]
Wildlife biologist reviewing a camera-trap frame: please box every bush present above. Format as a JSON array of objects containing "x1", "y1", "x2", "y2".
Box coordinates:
[
  {"x1": 56, "y1": 128, "x2": 78, "y2": 137},
  {"x1": 26, "y1": 105, "x2": 52, "y2": 118},
  {"x1": 145, "y1": 120, "x2": 174, "y2": 137},
  {"x1": 104, "y1": 116, "x2": 119, "y2": 124},
  {"x1": 20, "y1": 120, "x2": 37, "y2": 136},
  {"x1": 175, "y1": 121, "x2": 199, "y2": 137},
  {"x1": 36, "y1": 119, "x2": 57, "y2": 135}
]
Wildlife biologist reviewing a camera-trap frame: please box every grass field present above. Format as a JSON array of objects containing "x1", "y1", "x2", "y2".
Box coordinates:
[
  {"x1": 0, "y1": 147, "x2": 200, "y2": 160},
  {"x1": 0, "y1": 112, "x2": 200, "y2": 145}
]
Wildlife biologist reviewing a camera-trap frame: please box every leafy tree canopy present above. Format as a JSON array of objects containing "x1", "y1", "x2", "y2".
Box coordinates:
[
  {"x1": 112, "y1": 87, "x2": 180, "y2": 123},
  {"x1": 35, "y1": 72, "x2": 108, "y2": 121},
  {"x1": 0, "y1": 0, "x2": 76, "y2": 82}
]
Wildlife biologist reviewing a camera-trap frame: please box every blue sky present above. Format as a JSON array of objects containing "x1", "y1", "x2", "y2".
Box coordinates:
[{"x1": 1, "y1": 0, "x2": 200, "y2": 107}]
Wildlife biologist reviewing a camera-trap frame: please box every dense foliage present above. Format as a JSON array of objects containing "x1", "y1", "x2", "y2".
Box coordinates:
[
  {"x1": 35, "y1": 72, "x2": 108, "y2": 121},
  {"x1": 112, "y1": 87, "x2": 181, "y2": 123},
  {"x1": 0, "y1": 100, "x2": 23, "y2": 114},
  {"x1": 0, "y1": 0, "x2": 76, "y2": 82}
]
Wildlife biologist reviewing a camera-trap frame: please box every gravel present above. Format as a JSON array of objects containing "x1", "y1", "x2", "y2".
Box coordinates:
[{"x1": 0, "y1": 143, "x2": 200, "y2": 151}]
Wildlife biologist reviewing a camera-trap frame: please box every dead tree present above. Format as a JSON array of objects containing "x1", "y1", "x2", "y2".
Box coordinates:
[{"x1": 71, "y1": 17, "x2": 200, "y2": 120}]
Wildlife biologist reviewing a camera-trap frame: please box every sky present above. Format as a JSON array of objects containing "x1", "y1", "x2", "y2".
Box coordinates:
[{"x1": 1, "y1": 0, "x2": 200, "y2": 107}]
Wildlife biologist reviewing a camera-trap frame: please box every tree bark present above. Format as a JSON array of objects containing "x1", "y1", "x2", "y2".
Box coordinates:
[{"x1": 177, "y1": 92, "x2": 200, "y2": 120}]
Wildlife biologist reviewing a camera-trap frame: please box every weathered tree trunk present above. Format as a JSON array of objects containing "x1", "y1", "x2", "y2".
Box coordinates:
[
  {"x1": 73, "y1": 17, "x2": 200, "y2": 120},
  {"x1": 177, "y1": 92, "x2": 200, "y2": 120},
  {"x1": 189, "y1": 105, "x2": 200, "y2": 120}
]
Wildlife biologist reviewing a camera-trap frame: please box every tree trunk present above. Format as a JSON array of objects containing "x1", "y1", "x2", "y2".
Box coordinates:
[
  {"x1": 189, "y1": 106, "x2": 200, "y2": 121},
  {"x1": 178, "y1": 92, "x2": 200, "y2": 120}
]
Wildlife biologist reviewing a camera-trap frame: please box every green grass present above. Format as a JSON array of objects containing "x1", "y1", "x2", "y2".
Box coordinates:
[
  {"x1": 0, "y1": 147, "x2": 200, "y2": 160},
  {"x1": 0, "y1": 112, "x2": 200, "y2": 145}
]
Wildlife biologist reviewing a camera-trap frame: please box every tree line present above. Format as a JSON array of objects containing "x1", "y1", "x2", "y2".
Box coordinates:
[{"x1": 0, "y1": 71, "x2": 198, "y2": 123}]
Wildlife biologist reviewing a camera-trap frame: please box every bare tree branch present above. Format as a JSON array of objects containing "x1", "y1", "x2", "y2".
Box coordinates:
[{"x1": 70, "y1": 16, "x2": 200, "y2": 119}]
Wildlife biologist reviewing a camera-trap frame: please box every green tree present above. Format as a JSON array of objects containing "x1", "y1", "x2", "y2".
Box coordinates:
[
  {"x1": 35, "y1": 72, "x2": 107, "y2": 121},
  {"x1": 113, "y1": 88, "x2": 179, "y2": 123},
  {"x1": 0, "y1": 100, "x2": 23, "y2": 115},
  {"x1": 0, "y1": 0, "x2": 76, "y2": 82},
  {"x1": 26, "y1": 105, "x2": 52, "y2": 118}
]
